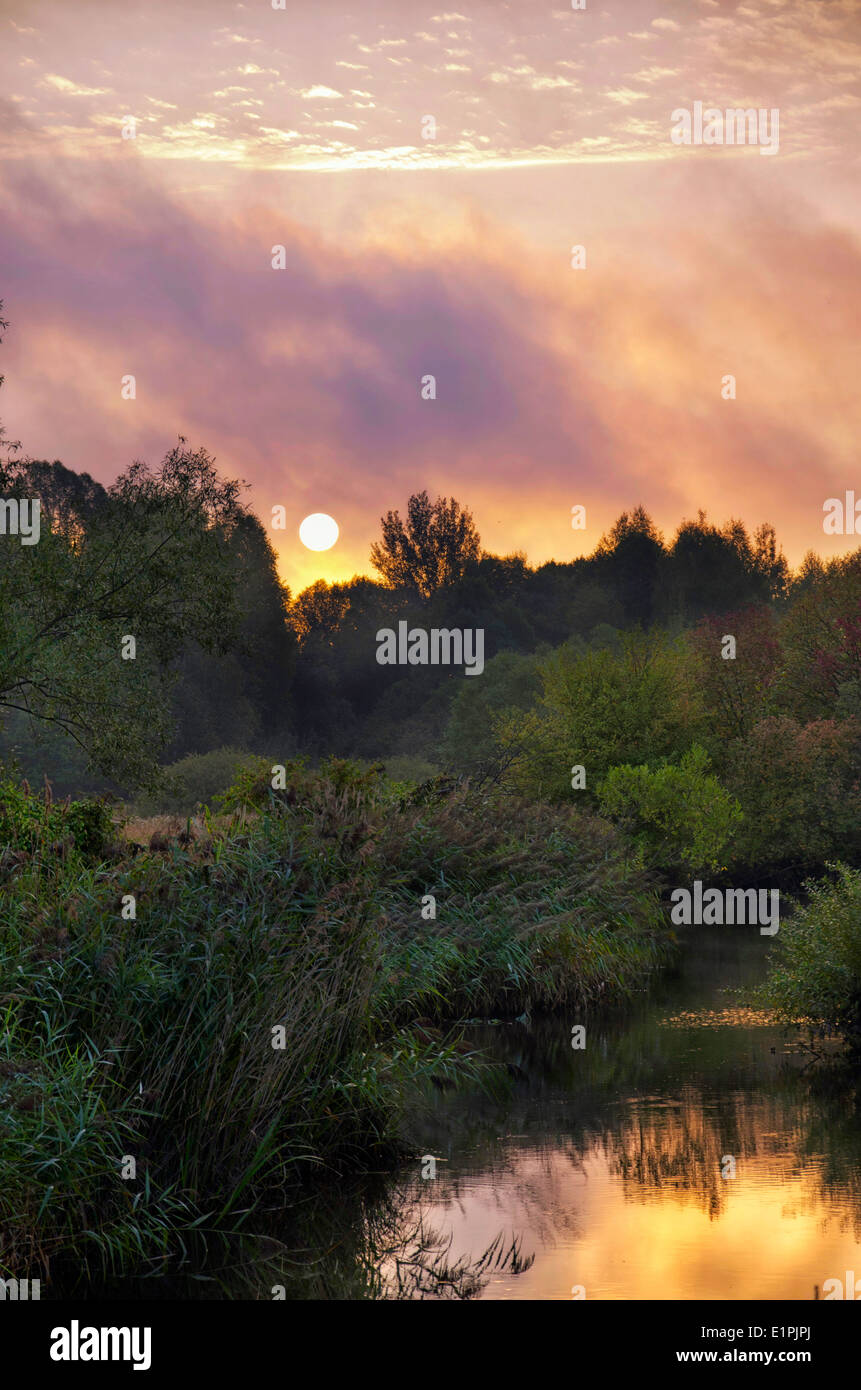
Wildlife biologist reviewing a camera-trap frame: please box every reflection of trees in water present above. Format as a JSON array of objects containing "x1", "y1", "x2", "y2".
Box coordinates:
[
  {"x1": 793, "y1": 1069, "x2": 861, "y2": 1239},
  {"x1": 45, "y1": 1177, "x2": 533, "y2": 1300},
  {"x1": 438, "y1": 1143, "x2": 589, "y2": 1250},
  {"x1": 408, "y1": 1008, "x2": 861, "y2": 1236},
  {"x1": 604, "y1": 1068, "x2": 861, "y2": 1231},
  {"x1": 125, "y1": 1052, "x2": 857, "y2": 1298},
  {"x1": 605, "y1": 1085, "x2": 800, "y2": 1220}
]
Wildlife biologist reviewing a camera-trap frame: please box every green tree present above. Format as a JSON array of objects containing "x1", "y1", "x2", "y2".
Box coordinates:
[
  {"x1": 687, "y1": 604, "x2": 781, "y2": 744},
  {"x1": 503, "y1": 629, "x2": 704, "y2": 800},
  {"x1": 0, "y1": 438, "x2": 248, "y2": 788},
  {"x1": 777, "y1": 551, "x2": 861, "y2": 719},
  {"x1": 724, "y1": 716, "x2": 861, "y2": 872},
  {"x1": 443, "y1": 648, "x2": 541, "y2": 777}
]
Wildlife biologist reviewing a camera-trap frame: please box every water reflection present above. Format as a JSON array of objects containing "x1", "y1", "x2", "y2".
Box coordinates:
[{"x1": 388, "y1": 927, "x2": 861, "y2": 1300}]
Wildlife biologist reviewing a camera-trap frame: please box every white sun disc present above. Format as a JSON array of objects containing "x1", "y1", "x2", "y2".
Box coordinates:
[{"x1": 299, "y1": 513, "x2": 339, "y2": 551}]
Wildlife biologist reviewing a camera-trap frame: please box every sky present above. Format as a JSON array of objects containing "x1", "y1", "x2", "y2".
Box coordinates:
[{"x1": 0, "y1": 0, "x2": 859, "y2": 591}]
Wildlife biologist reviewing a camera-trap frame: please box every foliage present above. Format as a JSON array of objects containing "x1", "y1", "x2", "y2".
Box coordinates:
[
  {"x1": 596, "y1": 746, "x2": 742, "y2": 873},
  {"x1": 0, "y1": 442, "x2": 249, "y2": 789},
  {"x1": 724, "y1": 716, "x2": 861, "y2": 873},
  {"x1": 0, "y1": 768, "x2": 670, "y2": 1280},
  {"x1": 132, "y1": 747, "x2": 268, "y2": 815},
  {"x1": 687, "y1": 605, "x2": 781, "y2": 744},
  {"x1": 777, "y1": 552, "x2": 861, "y2": 720},
  {"x1": 370, "y1": 490, "x2": 481, "y2": 596},
  {"x1": 500, "y1": 630, "x2": 703, "y2": 801},
  {"x1": 443, "y1": 649, "x2": 541, "y2": 776},
  {"x1": 0, "y1": 774, "x2": 114, "y2": 859},
  {"x1": 759, "y1": 866, "x2": 861, "y2": 1052}
]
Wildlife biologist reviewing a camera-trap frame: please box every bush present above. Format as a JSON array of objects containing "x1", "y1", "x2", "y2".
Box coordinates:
[
  {"x1": 596, "y1": 746, "x2": 742, "y2": 874},
  {"x1": 133, "y1": 746, "x2": 266, "y2": 814},
  {"x1": 215, "y1": 754, "x2": 388, "y2": 814},
  {"x1": 379, "y1": 755, "x2": 439, "y2": 785},
  {"x1": 759, "y1": 865, "x2": 861, "y2": 1052},
  {"x1": 0, "y1": 776, "x2": 114, "y2": 859}
]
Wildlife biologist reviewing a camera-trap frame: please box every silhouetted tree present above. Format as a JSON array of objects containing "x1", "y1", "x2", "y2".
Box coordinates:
[
  {"x1": 370, "y1": 490, "x2": 481, "y2": 597},
  {"x1": 595, "y1": 505, "x2": 665, "y2": 625}
]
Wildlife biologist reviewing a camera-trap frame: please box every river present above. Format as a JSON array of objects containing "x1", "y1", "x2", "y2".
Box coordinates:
[{"x1": 361, "y1": 924, "x2": 861, "y2": 1300}]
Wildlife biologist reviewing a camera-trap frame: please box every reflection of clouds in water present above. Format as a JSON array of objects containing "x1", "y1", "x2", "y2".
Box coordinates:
[{"x1": 403, "y1": 1145, "x2": 586, "y2": 1250}]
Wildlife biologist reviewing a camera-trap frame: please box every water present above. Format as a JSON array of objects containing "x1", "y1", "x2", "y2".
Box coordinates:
[{"x1": 371, "y1": 926, "x2": 861, "y2": 1300}]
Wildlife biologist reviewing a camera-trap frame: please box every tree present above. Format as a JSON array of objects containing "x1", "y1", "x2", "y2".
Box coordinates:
[
  {"x1": 777, "y1": 551, "x2": 861, "y2": 719},
  {"x1": 166, "y1": 509, "x2": 296, "y2": 759},
  {"x1": 0, "y1": 436, "x2": 249, "y2": 789},
  {"x1": 288, "y1": 578, "x2": 352, "y2": 642},
  {"x1": 594, "y1": 505, "x2": 665, "y2": 626},
  {"x1": 688, "y1": 604, "x2": 781, "y2": 742},
  {"x1": 370, "y1": 490, "x2": 481, "y2": 597},
  {"x1": 725, "y1": 716, "x2": 861, "y2": 871},
  {"x1": 506, "y1": 628, "x2": 703, "y2": 800}
]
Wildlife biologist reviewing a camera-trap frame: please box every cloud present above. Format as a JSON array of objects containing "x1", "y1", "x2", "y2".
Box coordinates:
[
  {"x1": 40, "y1": 74, "x2": 112, "y2": 96},
  {"x1": 605, "y1": 87, "x2": 649, "y2": 105},
  {"x1": 1, "y1": 157, "x2": 858, "y2": 583},
  {"x1": 299, "y1": 85, "x2": 344, "y2": 99}
]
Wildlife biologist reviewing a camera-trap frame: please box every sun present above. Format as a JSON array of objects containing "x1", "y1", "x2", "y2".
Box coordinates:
[{"x1": 298, "y1": 513, "x2": 339, "y2": 551}]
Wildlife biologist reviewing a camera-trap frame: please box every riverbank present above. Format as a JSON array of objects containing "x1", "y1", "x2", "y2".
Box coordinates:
[{"x1": 0, "y1": 762, "x2": 673, "y2": 1286}]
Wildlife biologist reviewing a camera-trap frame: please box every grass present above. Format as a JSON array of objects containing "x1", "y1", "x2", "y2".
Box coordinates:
[{"x1": 0, "y1": 761, "x2": 672, "y2": 1285}]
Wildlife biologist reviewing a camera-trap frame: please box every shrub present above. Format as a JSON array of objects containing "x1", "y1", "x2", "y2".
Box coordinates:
[
  {"x1": 134, "y1": 746, "x2": 265, "y2": 814},
  {"x1": 596, "y1": 746, "x2": 742, "y2": 874},
  {"x1": 759, "y1": 865, "x2": 861, "y2": 1052},
  {"x1": 500, "y1": 631, "x2": 704, "y2": 801},
  {"x1": 0, "y1": 776, "x2": 114, "y2": 859},
  {"x1": 215, "y1": 754, "x2": 388, "y2": 815}
]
